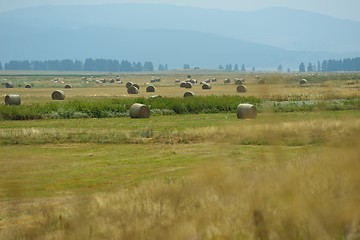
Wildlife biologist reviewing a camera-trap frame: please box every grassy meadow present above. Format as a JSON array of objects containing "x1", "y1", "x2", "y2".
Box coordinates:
[{"x1": 1, "y1": 71, "x2": 360, "y2": 239}]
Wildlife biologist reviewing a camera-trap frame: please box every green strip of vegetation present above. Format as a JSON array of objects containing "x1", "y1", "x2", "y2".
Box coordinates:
[{"x1": 0, "y1": 95, "x2": 261, "y2": 120}]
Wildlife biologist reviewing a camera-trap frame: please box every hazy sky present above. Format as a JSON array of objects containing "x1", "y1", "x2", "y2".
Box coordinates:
[{"x1": 1, "y1": 0, "x2": 360, "y2": 21}]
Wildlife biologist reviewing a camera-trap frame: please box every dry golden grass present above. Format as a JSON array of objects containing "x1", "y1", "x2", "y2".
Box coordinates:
[
  {"x1": 1, "y1": 72, "x2": 359, "y2": 104},
  {"x1": 1, "y1": 114, "x2": 359, "y2": 239}
]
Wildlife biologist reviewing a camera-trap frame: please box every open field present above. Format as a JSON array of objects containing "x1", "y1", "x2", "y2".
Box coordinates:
[{"x1": 0, "y1": 72, "x2": 360, "y2": 239}]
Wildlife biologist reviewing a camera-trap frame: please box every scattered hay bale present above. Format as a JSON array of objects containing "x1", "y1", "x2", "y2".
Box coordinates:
[
  {"x1": 109, "y1": 79, "x2": 115, "y2": 83},
  {"x1": 5, "y1": 82, "x2": 13, "y2": 88},
  {"x1": 126, "y1": 82, "x2": 133, "y2": 88},
  {"x1": 4, "y1": 94, "x2": 21, "y2": 105},
  {"x1": 146, "y1": 85, "x2": 156, "y2": 92},
  {"x1": 185, "y1": 82, "x2": 193, "y2": 89},
  {"x1": 183, "y1": 91, "x2": 195, "y2": 97},
  {"x1": 175, "y1": 79, "x2": 180, "y2": 83},
  {"x1": 300, "y1": 79, "x2": 308, "y2": 84},
  {"x1": 211, "y1": 78, "x2": 217, "y2": 82},
  {"x1": 51, "y1": 90, "x2": 65, "y2": 100},
  {"x1": 25, "y1": 84, "x2": 32, "y2": 88},
  {"x1": 190, "y1": 79, "x2": 197, "y2": 84},
  {"x1": 237, "y1": 85, "x2": 247, "y2": 93},
  {"x1": 187, "y1": 74, "x2": 191, "y2": 79},
  {"x1": 234, "y1": 78, "x2": 243, "y2": 85},
  {"x1": 202, "y1": 83, "x2": 212, "y2": 90},
  {"x1": 236, "y1": 103, "x2": 257, "y2": 119},
  {"x1": 205, "y1": 79, "x2": 211, "y2": 83},
  {"x1": 127, "y1": 85, "x2": 139, "y2": 94},
  {"x1": 132, "y1": 83, "x2": 140, "y2": 90},
  {"x1": 180, "y1": 82, "x2": 186, "y2": 88},
  {"x1": 224, "y1": 79, "x2": 231, "y2": 84},
  {"x1": 129, "y1": 103, "x2": 150, "y2": 118},
  {"x1": 64, "y1": 84, "x2": 72, "y2": 89}
]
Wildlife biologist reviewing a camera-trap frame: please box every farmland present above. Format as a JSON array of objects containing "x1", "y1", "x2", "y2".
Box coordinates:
[{"x1": 1, "y1": 71, "x2": 360, "y2": 239}]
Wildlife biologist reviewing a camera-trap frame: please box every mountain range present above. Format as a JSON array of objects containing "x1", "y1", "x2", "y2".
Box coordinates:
[{"x1": 1, "y1": 3, "x2": 359, "y2": 70}]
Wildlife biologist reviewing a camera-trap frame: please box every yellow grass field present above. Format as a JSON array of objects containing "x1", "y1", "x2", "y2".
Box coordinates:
[{"x1": 0, "y1": 71, "x2": 360, "y2": 239}]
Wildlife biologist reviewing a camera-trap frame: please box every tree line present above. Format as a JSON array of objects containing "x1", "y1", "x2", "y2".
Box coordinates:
[
  {"x1": 299, "y1": 57, "x2": 360, "y2": 72},
  {"x1": 0, "y1": 59, "x2": 157, "y2": 72}
]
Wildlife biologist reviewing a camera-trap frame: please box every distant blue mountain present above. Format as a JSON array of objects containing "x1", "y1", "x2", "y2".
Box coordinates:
[{"x1": 0, "y1": 4, "x2": 359, "y2": 69}]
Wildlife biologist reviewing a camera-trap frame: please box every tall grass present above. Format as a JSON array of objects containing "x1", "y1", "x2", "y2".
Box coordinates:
[{"x1": 1, "y1": 113, "x2": 360, "y2": 239}]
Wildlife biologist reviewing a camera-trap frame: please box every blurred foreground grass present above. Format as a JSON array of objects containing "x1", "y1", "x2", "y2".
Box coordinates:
[{"x1": 1, "y1": 110, "x2": 360, "y2": 239}]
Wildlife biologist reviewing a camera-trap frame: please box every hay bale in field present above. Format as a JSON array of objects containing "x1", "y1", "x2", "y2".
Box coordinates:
[
  {"x1": 183, "y1": 91, "x2": 195, "y2": 97},
  {"x1": 64, "y1": 84, "x2": 72, "y2": 89},
  {"x1": 211, "y1": 78, "x2": 217, "y2": 82},
  {"x1": 129, "y1": 103, "x2": 150, "y2": 118},
  {"x1": 51, "y1": 90, "x2": 65, "y2": 100},
  {"x1": 237, "y1": 85, "x2": 247, "y2": 93},
  {"x1": 175, "y1": 79, "x2": 180, "y2": 83},
  {"x1": 187, "y1": 74, "x2": 191, "y2": 79},
  {"x1": 132, "y1": 83, "x2": 140, "y2": 90},
  {"x1": 236, "y1": 103, "x2": 257, "y2": 119},
  {"x1": 202, "y1": 83, "x2": 212, "y2": 90},
  {"x1": 146, "y1": 85, "x2": 156, "y2": 92},
  {"x1": 5, "y1": 82, "x2": 13, "y2": 88},
  {"x1": 25, "y1": 84, "x2": 32, "y2": 88},
  {"x1": 127, "y1": 85, "x2": 139, "y2": 94},
  {"x1": 109, "y1": 79, "x2": 115, "y2": 83},
  {"x1": 4, "y1": 94, "x2": 21, "y2": 105},
  {"x1": 190, "y1": 79, "x2": 197, "y2": 84},
  {"x1": 234, "y1": 78, "x2": 243, "y2": 85},
  {"x1": 126, "y1": 81, "x2": 133, "y2": 88},
  {"x1": 300, "y1": 79, "x2": 307, "y2": 84},
  {"x1": 224, "y1": 78, "x2": 231, "y2": 84},
  {"x1": 180, "y1": 81, "x2": 186, "y2": 88},
  {"x1": 185, "y1": 82, "x2": 192, "y2": 89}
]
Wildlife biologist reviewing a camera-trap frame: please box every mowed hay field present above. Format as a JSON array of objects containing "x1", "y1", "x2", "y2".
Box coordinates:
[{"x1": 1, "y1": 71, "x2": 360, "y2": 239}]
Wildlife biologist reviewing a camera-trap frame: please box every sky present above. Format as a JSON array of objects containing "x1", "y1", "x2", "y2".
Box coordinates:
[{"x1": 0, "y1": 0, "x2": 360, "y2": 22}]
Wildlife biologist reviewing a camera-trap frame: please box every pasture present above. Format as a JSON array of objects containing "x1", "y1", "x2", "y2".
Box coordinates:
[{"x1": 0, "y1": 71, "x2": 360, "y2": 239}]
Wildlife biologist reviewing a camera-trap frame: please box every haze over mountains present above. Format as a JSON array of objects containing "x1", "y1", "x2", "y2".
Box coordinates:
[{"x1": 1, "y1": 3, "x2": 359, "y2": 70}]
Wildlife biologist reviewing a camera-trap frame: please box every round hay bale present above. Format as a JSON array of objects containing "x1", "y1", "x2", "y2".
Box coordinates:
[
  {"x1": 127, "y1": 85, "x2": 139, "y2": 94},
  {"x1": 64, "y1": 84, "x2": 72, "y2": 89},
  {"x1": 129, "y1": 103, "x2": 150, "y2": 118},
  {"x1": 126, "y1": 81, "x2": 133, "y2": 88},
  {"x1": 202, "y1": 83, "x2": 212, "y2": 90},
  {"x1": 109, "y1": 79, "x2": 115, "y2": 83},
  {"x1": 4, "y1": 94, "x2": 21, "y2": 106},
  {"x1": 185, "y1": 82, "x2": 192, "y2": 89},
  {"x1": 132, "y1": 83, "x2": 140, "y2": 90},
  {"x1": 180, "y1": 81, "x2": 186, "y2": 88},
  {"x1": 205, "y1": 79, "x2": 211, "y2": 83},
  {"x1": 236, "y1": 85, "x2": 247, "y2": 93},
  {"x1": 5, "y1": 82, "x2": 14, "y2": 88},
  {"x1": 175, "y1": 79, "x2": 180, "y2": 83},
  {"x1": 51, "y1": 90, "x2": 65, "y2": 100},
  {"x1": 300, "y1": 79, "x2": 307, "y2": 84},
  {"x1": 190, "y1": 79, "x2": 197, "y2": 84},
  {"x1": 187, "y1": 74, "x2": 191, "y2": 79},
  {"x1": 25, "y1": 84, "x2": 32, "y2": 88},
  {"x1": 234, "y1": 78, "x2": 243, "y2": 85},
  {"x1": 183, "y1": 91, "x2": 195, "y2": 97},
  {"x1": 146, "y1": 85, "x2": 156, "y2": 92},
  {"x1": 236, "y1": 104, "x2": 257, "y2": 119},
  {"x1": 211, "y1": 78, "x2": 217, "y2": 82},
  {"x1": 224, "y1": 79, "x2": 231, "y2": 84}
]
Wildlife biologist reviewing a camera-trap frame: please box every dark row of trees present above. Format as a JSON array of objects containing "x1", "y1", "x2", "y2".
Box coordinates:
[
  {"x1": 299, "y1": 57, "x2": 360, "y2": 72},
  {"x1": 0, "y1": 59, "x2": 156, "y2": 72}
]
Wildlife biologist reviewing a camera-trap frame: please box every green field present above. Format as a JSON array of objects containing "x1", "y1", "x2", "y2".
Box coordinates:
[{"x1": 1, "y1": 72, "x2": 360, "y2": 239}]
